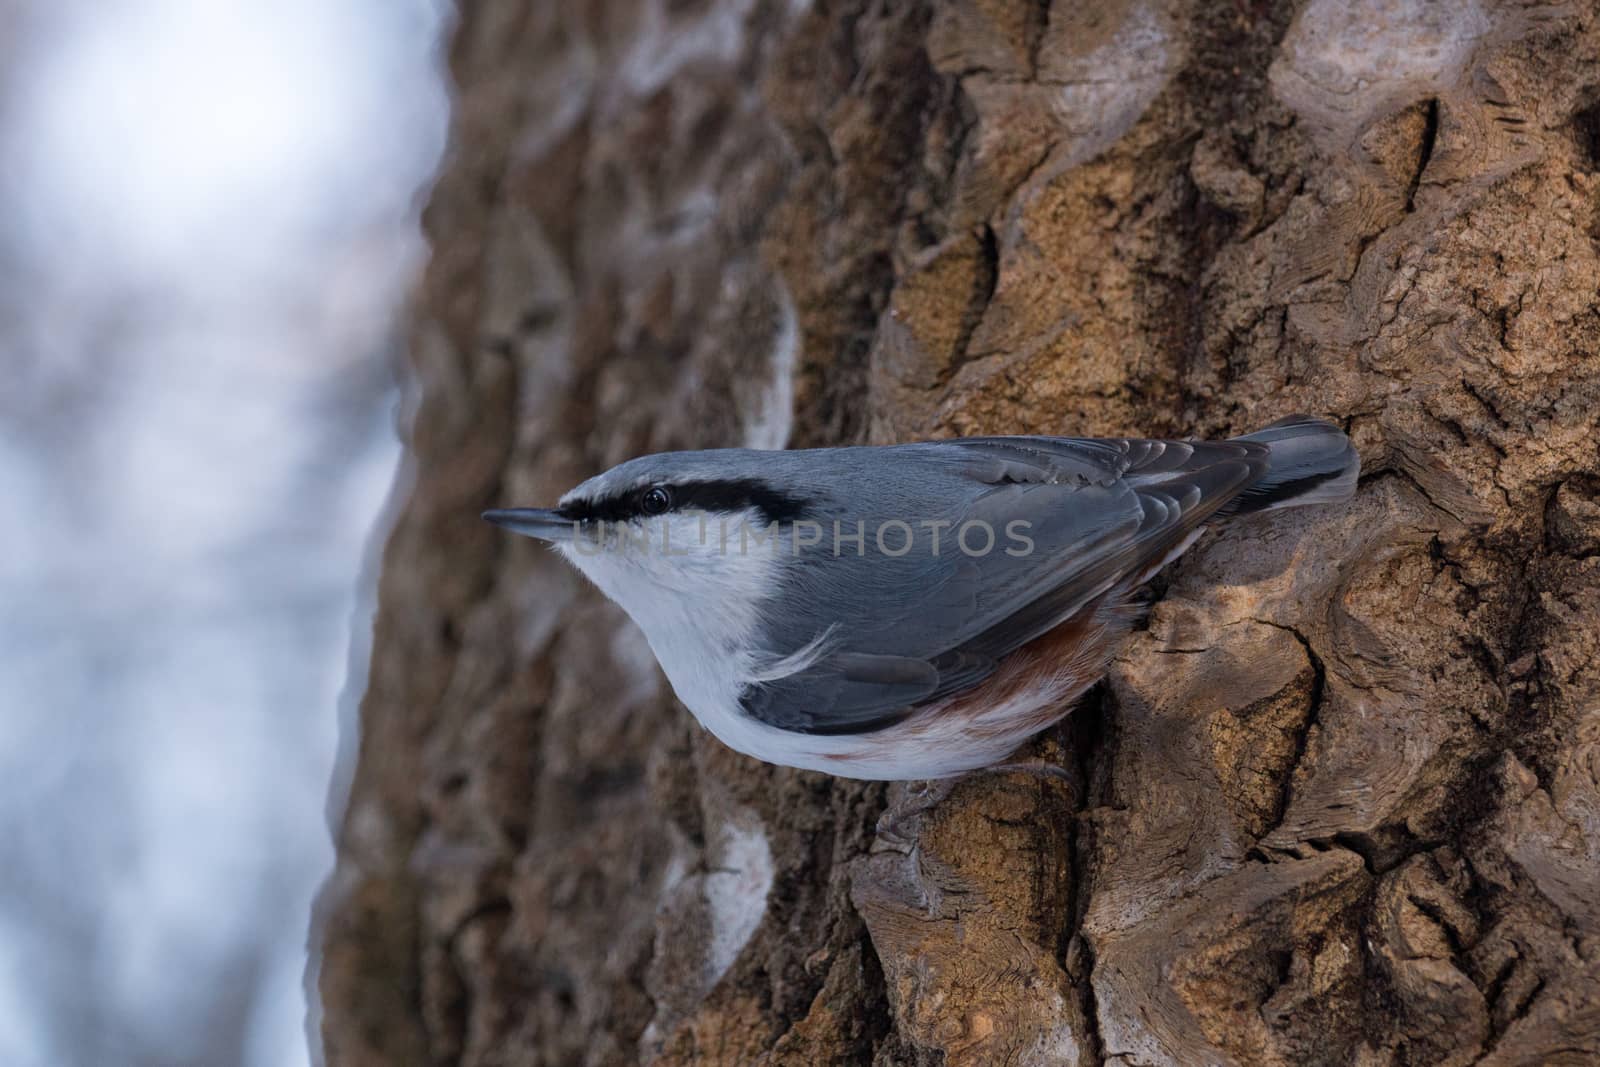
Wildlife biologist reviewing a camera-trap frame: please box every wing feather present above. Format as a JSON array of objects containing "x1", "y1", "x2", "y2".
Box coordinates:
[{"x1": 737, "y1": 436, "x2": 1269, "y2": 735}]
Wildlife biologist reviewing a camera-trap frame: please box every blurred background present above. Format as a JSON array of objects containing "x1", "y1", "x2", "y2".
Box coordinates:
[{"x1": 0, "y1": 1, "x2": 451, "y2": 1064}]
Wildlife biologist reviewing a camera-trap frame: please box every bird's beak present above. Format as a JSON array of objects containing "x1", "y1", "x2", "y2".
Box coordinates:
[{"x1": 481, "y1": 507, "x2": 576, "y2": 543}]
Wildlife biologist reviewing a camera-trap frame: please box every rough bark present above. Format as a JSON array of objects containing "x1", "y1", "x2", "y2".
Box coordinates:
[{"x1": 317, "y1": 1, "x2": 1600, "y2": 1065}]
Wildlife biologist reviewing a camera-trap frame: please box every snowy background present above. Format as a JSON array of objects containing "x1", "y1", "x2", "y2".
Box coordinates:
[{"x1": 0, "y1": 1, "x2": 451, "y2": 1064}]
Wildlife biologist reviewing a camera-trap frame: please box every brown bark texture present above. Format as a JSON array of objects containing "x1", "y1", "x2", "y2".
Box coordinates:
[{"x1": 316, "y1": 1, "x2": 1600, "y2": 1064}]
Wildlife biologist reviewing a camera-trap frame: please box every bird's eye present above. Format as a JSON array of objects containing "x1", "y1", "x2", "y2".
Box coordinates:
[{"x1": 640, "y1": 486, "x2": 672, "y2": 515}]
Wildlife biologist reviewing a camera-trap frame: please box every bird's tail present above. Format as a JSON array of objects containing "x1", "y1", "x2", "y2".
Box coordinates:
[{"x1": 1228, "y1": 415, "x2": 1359, "y2": 515}]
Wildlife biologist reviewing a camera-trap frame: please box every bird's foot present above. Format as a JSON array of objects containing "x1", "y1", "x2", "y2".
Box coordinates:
[
  {"x1": 984, "y1": 758, "x2": 1075, "y2": 787},
  {"x1": 873, "y1": 759, "x2": 1074, "y2": 845},
  {"x1": 874, "y1": 777, "x2": 962, "y2": 846}
]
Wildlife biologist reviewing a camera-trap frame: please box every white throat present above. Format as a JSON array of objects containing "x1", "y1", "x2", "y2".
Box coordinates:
[{"x1": 557, "y1": 509, "x2": 784, "y2": 744}]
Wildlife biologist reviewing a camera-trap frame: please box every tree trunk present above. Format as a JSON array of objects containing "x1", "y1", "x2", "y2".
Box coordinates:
[{"x1": 316, "y1": 2, "x2": 1600, "y2": 1064}]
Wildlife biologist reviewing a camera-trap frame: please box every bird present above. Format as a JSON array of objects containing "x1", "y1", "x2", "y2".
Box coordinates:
[{"x1": 483, "y1": 415, "x2": 1357, "y2": 783}]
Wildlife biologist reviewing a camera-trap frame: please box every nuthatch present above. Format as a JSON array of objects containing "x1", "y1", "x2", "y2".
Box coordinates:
[{"x1": 484, "y1": 416, "x2": 1357, "y2": 781}]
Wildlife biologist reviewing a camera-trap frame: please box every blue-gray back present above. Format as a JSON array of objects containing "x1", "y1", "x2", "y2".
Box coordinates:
[{"x1": 664, "y1": 435, "x2": 1272, "y2": 735}]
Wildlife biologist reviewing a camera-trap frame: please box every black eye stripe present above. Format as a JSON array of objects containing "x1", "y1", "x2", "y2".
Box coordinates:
[
  {"x1": 670, "y1": 480, "x2": 807, "y2": 521},
  {"x1": 558, "y1": 478, "x2": 808, "y2": 524}
]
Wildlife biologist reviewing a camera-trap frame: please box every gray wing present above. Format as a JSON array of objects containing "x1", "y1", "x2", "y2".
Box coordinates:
[{"x1": 739, "y1": 436, "x2": 1268, "y2": 735}]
